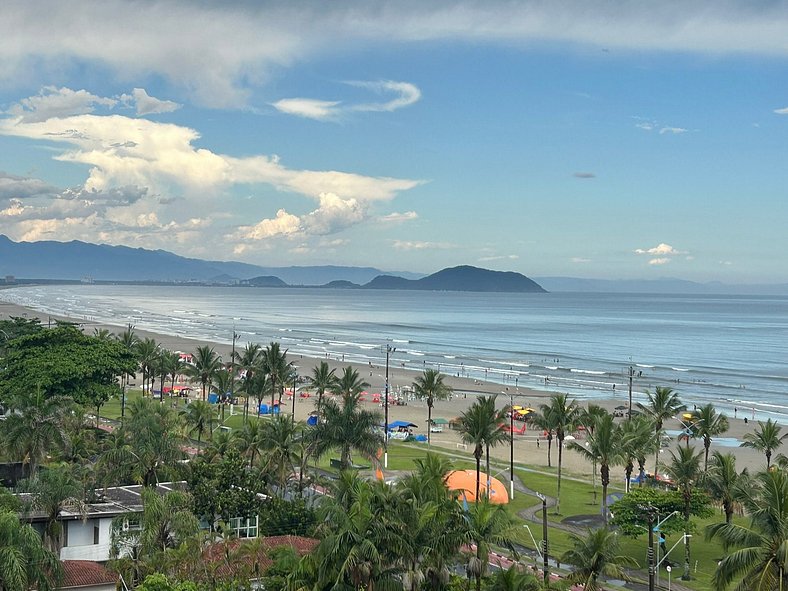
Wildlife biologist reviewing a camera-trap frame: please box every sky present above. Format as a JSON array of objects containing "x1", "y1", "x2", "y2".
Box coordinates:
[{"x1": 0, "y1": 1, "x2": 787, "y2": 283}]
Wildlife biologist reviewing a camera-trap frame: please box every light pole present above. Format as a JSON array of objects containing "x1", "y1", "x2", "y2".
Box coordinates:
[
  {"x1": 291, "y1": 372, "x2": 298, "y2": 420},
  {"x1": 508, "y1": 376, "x2": 519, "y2": 501},
  {"x1": 536, "y1": 492, "x2": 549, "y2": 588},
  {"x1": 647, "y1": 509, "x2": 656, "y2": 591},
  {"x1": 666, "y1": 565, "x2": 672, "y2": 591},
  {"x1": 384, "y1": 344, "x2": 395, "y2": 469},
  {"x1": 628, "y1": 365, "x2": 634, "y2": 420},
  {"x1": 229, "y1": 328, "x2": 238, "y2": 407}
]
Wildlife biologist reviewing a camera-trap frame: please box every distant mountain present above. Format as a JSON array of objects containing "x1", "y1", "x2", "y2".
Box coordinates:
[
  {"x1": 322, "y1": 280, "x2": 361, "y2": 289},
  {"x1": 364, "y1": 265, "x2": 546, "y2": 293},
  {"x1": 244, "y1": 275, "x2": 288, "y2": 287},
  {"x1": 0, "y1": 235, "x2": 416, "y2": 285}
]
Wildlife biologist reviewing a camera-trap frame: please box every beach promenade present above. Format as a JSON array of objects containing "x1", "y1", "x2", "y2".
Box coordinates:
[{"x1": 0, "y1": 299, "x2": 769, "y2": 477}]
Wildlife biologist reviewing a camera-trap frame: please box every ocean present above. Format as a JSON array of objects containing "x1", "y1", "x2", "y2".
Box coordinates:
[{"x1": 2, "y1": 285, "x2": 788, "y2": 421}]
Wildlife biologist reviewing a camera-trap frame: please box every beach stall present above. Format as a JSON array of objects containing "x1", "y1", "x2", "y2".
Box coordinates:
[
  {"x1": 429, "y1": 417, "x2": 449, "y2": 433},
  {"x1": 444, "y1": 469, "x2": 509, "y2": 504},
  {"x1": 387, "y1": 420, "x2": 418, "y2": 440}
]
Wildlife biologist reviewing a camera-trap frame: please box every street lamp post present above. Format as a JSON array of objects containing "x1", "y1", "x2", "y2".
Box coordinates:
[
  {"x1": 628, "y1": 365, "x2": 634, "y2": 420},
  {"x1": 229, "y1": 329, "x2": 238, "y2": 419},
  {"x1": 292, "y1": 372, "x2": 297, "y2": 420},
  {"x1": 666, "y1": 565, "x2": 672, "y2": 591},
  {"x1": 384, "y1": 344, "x2": 395, "y2": 469},
  {"x1": 536, "y1": 492, "x2": 549, "y2": 588}
]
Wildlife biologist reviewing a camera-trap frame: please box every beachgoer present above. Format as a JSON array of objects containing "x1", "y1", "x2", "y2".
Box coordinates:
[
  {"x1": 659, "y1": 532, "x2": 667, "y2": 557},
  {"x1": 744, "y1": 417, "x2": 748, "y2": 424},
  {"x1": 536, "y1": 438, "x2": 540, "y2": 449},
  {"x1": 734, "y1": 407, "x2": 738, "y2": 418}
]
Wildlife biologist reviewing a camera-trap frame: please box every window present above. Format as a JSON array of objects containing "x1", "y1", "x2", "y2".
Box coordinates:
[
  {"x1": 228, "y1": 515, "x2": 258, "y2": 538},
  {"x1": 93, "y1": 525, "x2": 100, "y2": 545}
]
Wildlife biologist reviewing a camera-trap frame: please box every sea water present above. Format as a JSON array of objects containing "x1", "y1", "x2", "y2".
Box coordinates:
[{"x1": 2, "y1": 285, "x2": 788, "y2": 421}]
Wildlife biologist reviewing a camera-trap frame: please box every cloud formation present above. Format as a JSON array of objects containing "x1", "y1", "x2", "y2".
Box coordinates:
[
  {"x1": 635, "y1": 242, "x2": 687, "y2": 266},
  {"x1": 378, "y1": 211, "x2": 418, "y2": 223},
  {"x1": 392, "y1": 240, "x2": 456, "y2": 251},
  {"x1": 122, "y1": 88, "x2": 181, "y2": 116},
  {"x1": 775, "y1": 107, "x2": 788, "y2": 115},
  {"x1": 272, "y1": 80, "x2": 421, "y2": 121},
  {"x1": 0, "y1": 87, "x2": 422, "y2": 253},
  {"x1": 4, "y1": 2, "x2": 788, "y2": 108}
]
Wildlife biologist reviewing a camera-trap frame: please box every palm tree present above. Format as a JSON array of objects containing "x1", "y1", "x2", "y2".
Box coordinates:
[
  {"x1": 412, "y1": 369, "x2": 453, "y2": 447},
  {"x1": 0, "y1": 509, "x2": 62, "y2": 591},
  {"x1": 637, "y1": 386, "x2": 685, "y2": 477},
  {"x1": 664, "y1": 445, "x2": 703, "y2": 580},
  {"x1": 115, "y1": 324, "x2": 138, "y2": 418},
  {"x1": 135, "y1": 337, "x2": 160, "y2": 397},
  {"x1": 691, "y1": 403, "x2": 730, "y2": 470},
  {"x1": 529, "y1": 410, "x2": 556, "y2": 468},
  {"x1": 541, "y1": 394, "x2": 579, "y2": 513},
  {"x1": 568, "y1": 412, "x2": 620, "y2": 524},
  {"x1": 488, "y1": 566, "x2": 540, "y2": 591},
  {"x1": 309, "y1": 360, "x2": 338, "y2": 415},
  {"x1": 233, "y1": 420, "x2": 266, "y2": 468},
  {"x1": 260, "y1": 414, "x2": 302, "y2": 491},
  {"x1": 161, "y1": 350, "x2": 185, "y2": 401},
  {"x1": 201, "y1": 428, "x2": 234, "y2": 463},
  {"x1": 561, "y1": 527, "x2": 637, "y2": 591},
  {"x1": 704, "y1": 451, "x2": 747, "y2": 524},
  {"x1": 241, "y1": 368, "x2": 273, "y2": 417},
  {"x1": 185, "y1": 345, "x2": 221, "y2": 401},
  {"x1": 463, "y1": 499, "x2": 520, "y2": 591},
  {"x1": 180, "y1": 400, "x2": 215, "y2": 444},
  {"x1": 459, "y1": 396, "x2": 497, "y2": 502},
  {"x1": 262, "y1": 342, "x2": 290, "y2": 409},
  {"x1": 99, "y1": 397, "x2": 185, "y2": 486},
  {"x1": 234, "y1": 342, "x2": 263, "y2": 420},
  {"x1": 19, "y1": 466, "x2": 86, "y2": 554},
  {"x1": 1, "y1": 389, "x2": 72, "y2": 477},
  {"x1": 707, "y1": 468, "x2": 788, "y2": 591},
  {"x1": 619, "y1": 414, "x2": 656, "y2": 492},
  {"x1": 310, "y1": 368, "x2": 382, "y2": 470},
  {"x1": 579, "y1": 404, "x2": 609, "y2": 501},
  {"x1": 740, "y1": 418, "x2": 788, "y2": 469}
]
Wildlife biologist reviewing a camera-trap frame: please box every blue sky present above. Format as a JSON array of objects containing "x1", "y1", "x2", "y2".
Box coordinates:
[{"x1": 0, "y1": 1, "x2": 787, "y2": 283}]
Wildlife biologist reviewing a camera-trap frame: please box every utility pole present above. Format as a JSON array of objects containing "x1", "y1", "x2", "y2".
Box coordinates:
[
  {"x1": 647, "y1": 508, "x2": 656, "y2": 591},
  {"x1": 291, "y1": 372, "x2": 297, "y2": 421},
  {"x1": 628, "y1": 365, "x2": 634, "y2": 420},
  {"x1": 384, "y1": 344, "x2": 395, "y2": 469},
  {"x1": 537, "y1": 492, "x2": 549, "y2": 588}
]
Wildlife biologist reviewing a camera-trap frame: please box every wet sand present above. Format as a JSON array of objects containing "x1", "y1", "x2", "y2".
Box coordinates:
[{"x1": 0, "y1": 299, "x2": 769, "y2": 478}]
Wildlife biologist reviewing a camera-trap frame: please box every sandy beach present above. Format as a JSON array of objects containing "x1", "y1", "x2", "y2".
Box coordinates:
[{"x1": 0, "y1": 298, "x2": 770, "y2": 480}]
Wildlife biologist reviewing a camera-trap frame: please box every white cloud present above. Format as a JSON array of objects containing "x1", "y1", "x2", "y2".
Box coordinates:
[
  {"x1": 775, "y1": 107, "x2": 788, "y2": 115},
  {"x1": 648, "y1": 257, "x2": 671, "y2": 265},
  {"x1": 478, "y1": 254, "x2": 519, "y2": 262},
  {"x1": 273, "y1": 80, "x2": 421, "y2": 121},
  {"x1": 6, "y1": 87, "x2": 116, "y2": 123},
  {"x1": 659, "y1": 126, "x2": 688, "y2": 135},
  {"x1": 636, "y1": 119, "x2": 690, "y2": 135},
  {"x1": 635, "y1": 243, "x2": 683, "y2": 256},
  {"x1": 392, "y1": 240, "x2": 455, "y2": 250},
  {"x1": 0, "y1": 172, "x2": 59, "y2": 199},
  {"x1": 571, "y1": 257, "x2": 591, "y2": 263},
  {"x1": 126, "y1": 88, "x2": 181, "y2": 116},
  {"x1": 237, "y1": 209, "x2": 302, "y2": 240},
  {"x1": 635, "y1": 122, "x2": 656, "y2": 131},
  {"x1": 378, "y1": 211, "x2": 419, "y2": 223},
  {"x1": 271, "y1": 98, "x2": 342, "y2": 121},
  {"x1": 3, "y1": 2, "x2": 788, "y2": 108}
]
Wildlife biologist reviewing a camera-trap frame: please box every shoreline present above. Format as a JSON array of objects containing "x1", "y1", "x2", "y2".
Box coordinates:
[{"x1": 0, "y1": 299, "x2": 771, "y2": 476}]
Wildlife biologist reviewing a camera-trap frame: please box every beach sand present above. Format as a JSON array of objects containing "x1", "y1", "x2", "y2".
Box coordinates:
[{"x1": 0, "y1": 298, "x2": 769, "y2": 480}]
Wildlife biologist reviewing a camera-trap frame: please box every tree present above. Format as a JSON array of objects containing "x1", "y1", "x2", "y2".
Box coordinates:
[
  {"x1": 309, "y1": 368, "x2": 382, "y2": 470},
  {"x1": 412, "y1": 369, "x2": 452, "y2": 447},
  {"x1": 0, "y1": 324, "x2": 136, "y2": 410},
  {"x1": 619, "y1": 414, "x2": 656, "y2": 492},
  {"x1": 259, "y1": 414, "x2": 302, "y2": 492},
  {"x1": 611, "y1": 487, "x2": 712, "y2": 537},
  {"x1": 458, "y1": 397, "x2": 493, "y2": 502},
  {"x1": 241, "y1": 369, "x2": 273, "y2": 418},
  {"x1": 488, "y1": 566, "x2": 540, "y2": 591},
  {"x1": 740, "y1": 418, "x2": 788, "y2": 469},
  {"x1": 234, "y1": 343, "x2": 263, "y2": 420},
  {"x1": 568, "y1": 412, "x2": 620, "y2": 524},
  {"x1": 234, "y1": 420, "x2": 266, "y2": 468},
  {"x1": 136, "y1": 337, "x2": 161, "y2": 398},
  {"x1": 180, "y1": 400, "x2": 215, "y2": 444},
  {"x1": 707, "y1": 469, "x2": 788, "y2": 591},
  {"x1": 0, "y1": 509, "x2": 62, "y2": 591},
  {"x1": 115, "y1": 324, "x2": 139, "y2": 417},
  {"x1": 99, "y1": 397, "x2": 185, "y2": 486},
  {"x1": 262, "y1": 342, "x2": 290, "y2": 409},
  {"x1": 1, "y1": 388, "x2": 72, "y2": 476},
  {"x1": 703, "y1": 451, "x2": 747, "y2": 525},
  {"x1": 578, "y1": 404, "x2": 610, "y2": 501},
  {"x1": 637, "y1": 386, "x2": 685, "y2": 477},
  {"x1": 19, "y1": 465, "x2": 86, "y2": 554},
  {"x1": 540, "y1": 394, "x2": 579, "y2": 513},
  {"x1": 463, "y1": 499, "x2": 520, "y2": 591},
  {"x1": 161, "y1": 350, "x2": 185, "y2": 402},
  {"x1": 561, "y1": 527, "x2": 637, "y2": 591},
  {"x1": 185, "y1": 345, "x2": 221, "y2": 402},
  {"x1": 690, "y1": 404, "x2": 730, "y2": 470},
  {"x1": 529, "y1": 410, "x2": 556, "y2": 468},
  {"x1": 111, "y1": 489, "x2": 199, "y2": 580},
  {"x1": 309, "y1": 360, "x2": 337, "y2": 415},
  {"x1": 664, "y1": 445, "x2": 704, "y2": 580}
]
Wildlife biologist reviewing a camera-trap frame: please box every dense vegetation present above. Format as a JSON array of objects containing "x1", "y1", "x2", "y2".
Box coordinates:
[{"x1": 1, "y1": 316, "x2": 785, "y2": 591}]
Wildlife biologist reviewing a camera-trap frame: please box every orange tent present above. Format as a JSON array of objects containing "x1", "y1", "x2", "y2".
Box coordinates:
[{"x1": 444, "y1": 469, "x2": 509, "y2": 504}]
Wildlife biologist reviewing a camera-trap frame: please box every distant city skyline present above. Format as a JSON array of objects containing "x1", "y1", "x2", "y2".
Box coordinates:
[{"x1": 0, "y1": 1, "x2": 787, "y2": 283}]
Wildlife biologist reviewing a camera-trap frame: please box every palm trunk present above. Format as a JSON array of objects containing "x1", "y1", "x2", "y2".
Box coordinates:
[
  {"x1": 601, "y1": 463, "x2": 610, "y2": 525},
  {"x1": 682, "y1": 521, "x2": 691, "y2": 580},
  {"x1": 427, "y1": 402, "x2": 432, "y2": 447},
  {"x1": 474, "y1": 448, "x2": 481, "y2": 504},
  {"x1": 654, "y1": 423, "x2": 662, "y2": 478},
  {"x1": 625, "y1": 461, "x2": 633, "y2": 493},
  {"x1": 485, "y1": 443, "x2": 491, "y2": 498},
  {"x1": 704, "y1": 440, "x2": 710, "y2": 471},
  {"x1": 546, "y1": 434, "x2": 553, "y2": 467},
  {"x1": 556, "y1": 435, "x2": 563, "y2": 513}
]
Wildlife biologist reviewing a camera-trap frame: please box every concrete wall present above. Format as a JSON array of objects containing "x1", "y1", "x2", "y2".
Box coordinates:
[{"x1": 60, "y1": 518, "x2": 114, "y2": 562}]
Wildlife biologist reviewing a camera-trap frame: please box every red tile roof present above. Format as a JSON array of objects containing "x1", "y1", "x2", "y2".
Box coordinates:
[{"x1": 60, "y1": 561, "x2": 116, "y2": 588}]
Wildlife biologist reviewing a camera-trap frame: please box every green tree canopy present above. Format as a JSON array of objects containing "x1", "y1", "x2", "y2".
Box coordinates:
[
  {"x1": 0, "y1": 324, "x2": 136, "y2": 408},
  {"x1": 610, "y1": 487, "x2": 713, "y2": 536}
]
